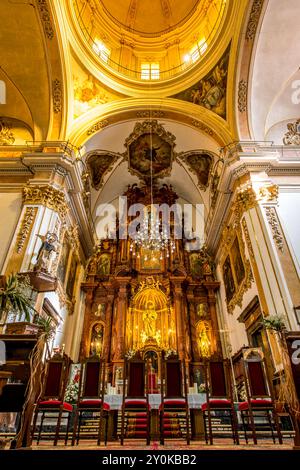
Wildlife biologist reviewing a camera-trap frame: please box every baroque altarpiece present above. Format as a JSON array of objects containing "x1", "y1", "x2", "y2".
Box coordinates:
[{"x1": 80, "y1": 183, "x2": 221, "y2": 386}]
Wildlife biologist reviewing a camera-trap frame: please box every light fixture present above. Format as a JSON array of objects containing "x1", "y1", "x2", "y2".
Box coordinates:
[{"x1": 129, "y1": 109, "x2": 176, "y2": 262}]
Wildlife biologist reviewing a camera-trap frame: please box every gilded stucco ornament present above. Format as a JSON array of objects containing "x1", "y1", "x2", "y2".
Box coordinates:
[
  {"x1": 22, "y1": 185, "x2": 68, "y2": 219},
  {"x1": 246, "y1": 0, "x2": 264, "y2": 41},
  {"x1": 265, "y1": 207, "x2": 284, "y2": 252},
  {"x1": 283, "y1": 119, "x2": 300, "y2": 145},
  {"x1": 16, "y1": 208, "x2": 38, "y2": 254},
  {"x1": 258, "y1": 184, "x2": 279, "y2": 203},
  {"x1": 0, "y1": 120, "x2": 15, "y2": 145}
]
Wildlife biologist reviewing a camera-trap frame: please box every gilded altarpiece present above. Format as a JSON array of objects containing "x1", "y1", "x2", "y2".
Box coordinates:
[{"x1": 80, "y1": 184, "x2": 222, "y2": 383}]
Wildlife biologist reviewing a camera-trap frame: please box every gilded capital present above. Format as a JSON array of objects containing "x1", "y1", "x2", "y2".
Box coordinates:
[
  {"x1": 22, "y1": 185, "x2": 68, "y2": 218},
  {"x1": 258, "y1": 184, "x2": 279, "y2": 203},
  {"x1": 233, "y1": 186, "x2": 257, "y2": 219}
]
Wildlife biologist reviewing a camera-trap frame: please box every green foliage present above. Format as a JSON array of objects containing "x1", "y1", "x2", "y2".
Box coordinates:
[
  {"x1": 262, "y1": 314, "x2": 286, "y2": 332},
  {"x1": 0, "y1": 274, "x2": 35, "y2": 323}
]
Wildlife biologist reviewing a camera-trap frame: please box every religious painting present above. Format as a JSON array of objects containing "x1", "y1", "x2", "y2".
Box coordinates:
[
  {"x1": 125, "y1": 120, "x2": 176, "y2": 181},
  {"x1": 90, "y1": 322, "x2": 104, "y2": 356},
  {"x1": 196, "y1": 303, "x2": 209, "y2": 320},
  {"x1": 189, "y1": 253, "x2": 202, "y2": 278},
  {"x1": 66, "y1": 254, "x2": 78, "y2": 298},
  {"x1": 57, "y1": 238, "x2": 70, "y2": 286},
  {"x1": 97, "y1": 253, "x2": 111, "y2": 276},
  {"x1": 231, "y1": 237, "x2": 245, "y2": 285},
  {"x1": 172, "y1": 47, "x2": 230, "y2": 118},
  {"x1": 129, "y1": 133, "x2": 172, "y2": 179},
  {"x1": 140, "y1": 248, "x2": 162, "y2": 271},
  {"x1": 223, "y1": 255, "x2": 236, "y2": 302},
  {"x1": 87, "y1": 152, "x2": 120, "y2": 190},
  {"x1": 179, "y1": 152, "x2": 213, "y2": 189}
]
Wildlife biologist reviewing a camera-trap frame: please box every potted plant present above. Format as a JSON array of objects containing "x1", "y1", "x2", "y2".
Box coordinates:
[{"x1": 0, "y1": 273, "x2": 39, "y2": 335}]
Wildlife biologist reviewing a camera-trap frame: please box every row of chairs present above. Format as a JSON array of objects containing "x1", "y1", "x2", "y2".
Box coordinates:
[{"x1": 31, "y1": 351, "x2": 283, "y2": 445}]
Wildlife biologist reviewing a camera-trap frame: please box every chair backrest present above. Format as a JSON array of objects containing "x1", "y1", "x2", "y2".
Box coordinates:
[
  {"x1": 127, "y1": 359, "x2": 146, "y2": 398},
  {"x1": 79, "y1": 357, "x2": 104, "y2": 399},
  {"x1": 243, "y1": 348, "x2": 270, "y2": 398},
  {"x1": 42, "y1": 354, "x2": 71, "y2": 400},
  {"x1": 208, "y1": 361, "x2": 229, "y2": 398},
  {"x1": 164, "y1": 360, "x2": 183, "y2": 398}
]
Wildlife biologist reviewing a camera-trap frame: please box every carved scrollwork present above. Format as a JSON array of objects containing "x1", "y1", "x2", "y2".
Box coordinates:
[
  {"x1": 16, "y1": 208, "x2": 38, "y2": 254},
  {"x1": 246, "y1": 0, "x2": 264, "y2": 41},
  {"x1": 265, "y1": 207, "x2": 284, "y2": 252},
  {"x1": 23, "y1": 185, "x2": 68, "y2": 219}
]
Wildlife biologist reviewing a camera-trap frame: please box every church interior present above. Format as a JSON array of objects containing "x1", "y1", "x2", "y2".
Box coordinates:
[{"x1": 1, "y1": 0, "x2": 300, "y2": 451}]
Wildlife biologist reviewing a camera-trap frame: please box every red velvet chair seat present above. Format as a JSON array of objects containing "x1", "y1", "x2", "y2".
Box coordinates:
[
  {"x1": 202, "y1": 399, "x2": 232, "y2": 411},
  {"x1": 161, "y1": 398, "x2": 186, "y2": 409},
  {"x1": 39, "y1": 400, "x2": 73, "y2": 412},
  {"x1": 124, "y1": 399, "x2": 148, "y2": 407},
  {"x1": 78, "y1": 399, "x2": 110, "y2": 410},
  {"x1": 238, "y1": 399, "x2": 273, "y2": 411}
]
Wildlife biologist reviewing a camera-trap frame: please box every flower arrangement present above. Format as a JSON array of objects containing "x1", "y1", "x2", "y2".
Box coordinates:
[
  {"x1": 65, "y1": 365, "x2": 81, "y2": 404},
  {"x1": 164, "y1": 348, "x2": 177, "y2": 359},
  {"x1": 125, "y1": 348, "x2": 137, "y2": 360},
  {"x1": 262, "y1": 314, "x2": 286, "y2": 332},
  {"x1": 198, "y1": 383, "x2": 207, "y2": 393}
]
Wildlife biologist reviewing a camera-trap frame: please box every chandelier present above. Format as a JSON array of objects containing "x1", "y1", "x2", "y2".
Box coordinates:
[{"x1": 130, "y1": 209, "x2": 176, "y2": 260}]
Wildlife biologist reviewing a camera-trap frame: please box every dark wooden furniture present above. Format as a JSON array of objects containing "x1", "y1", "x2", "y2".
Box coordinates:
[
  {"x1": 120, "y1": 358, "x2": 150, "y2": 445},
  {"x1": 72, "y1": 357, "x2": 109, "y2": 445},
  {"x1": 0, "y1": 334, "x2": 38, "y2": 447},
  {"x1": 31, "y1": 354, "x2": 72, "y2": 446},
  {"x1": 202, "y1": 360, "x2": 239, "y2": 445},
  {"x1": 160, "y1": 357, "x2": 190, "y2": 445},
  {"x1": 238, "y1": 348, "x2": 282, "y2": 444}
]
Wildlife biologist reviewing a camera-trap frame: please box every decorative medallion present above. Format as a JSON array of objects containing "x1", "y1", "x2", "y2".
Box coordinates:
[
  {"x1": 283, "y1": 119, "x2": 300, "y2": 145},
  {"x1": 125, "y1": 120, "x2": 176, "y2": 181},
  {"x1": 178, "y1": 151, "x2": 213, "y2": 190},
  {"x1": 171, "y1": 47, "x2": 230, "y2": 119},
  {"x1": 87, "y1": 151, "x2": 121, "y2": 190}
]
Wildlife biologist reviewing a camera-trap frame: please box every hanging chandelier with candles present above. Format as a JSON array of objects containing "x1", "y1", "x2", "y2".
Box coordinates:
[{"x1": 129, "y1": 208, "x2": 176, "y2": 260}]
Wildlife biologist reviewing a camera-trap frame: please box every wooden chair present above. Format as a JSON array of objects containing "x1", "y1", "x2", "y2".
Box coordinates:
[
  {"x1": 120, "y1": 358, "x2": 150, "y2": 445},
  {"x1": 238, "y1": 348, "x2": 283, "y2": 445},
  {"x1": 72, "y1": 357, "x2": 109, "y2": 446},
  {"x1": 202, "y1": 360, "x2": 239, "y2": 445},
  {"x1": 32, "y1": 354, "x2": 72, "y2": 446},
  {"x1": 160, "y1": 356, "x2": 190, "y2": 445}
]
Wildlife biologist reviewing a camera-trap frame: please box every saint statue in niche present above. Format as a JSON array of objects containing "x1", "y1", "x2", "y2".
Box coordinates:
[
  {"x1": 142, "y1": 301, "x2": 157, "y2": 339},
  {"x1": 196, "y1": 303, "x2": 208, "y2": 319},
  {"x1": 35, "y1": 232, "x2": 59, "y2": 272},
  {"x1": 197, "y1": 321, "x2": 211, "y2": 358},
  {"x1": 90, "y1": 323, "x2": 104, "y2": 356}
]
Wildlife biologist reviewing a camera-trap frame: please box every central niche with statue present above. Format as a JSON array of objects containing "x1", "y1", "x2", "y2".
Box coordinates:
[{"x1": 126, "y1": 277, "x2": 176, "y2": 353}]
